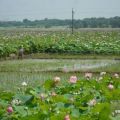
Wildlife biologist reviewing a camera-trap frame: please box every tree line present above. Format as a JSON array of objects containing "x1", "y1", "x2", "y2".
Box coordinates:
[{"x1": 0, "y1": 16, "x2": 120, "y2": 28}]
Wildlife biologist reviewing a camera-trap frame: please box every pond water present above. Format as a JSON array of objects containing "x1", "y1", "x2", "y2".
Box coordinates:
[
  {"x1": 61, "y1": 59, "x2": 119, "y2": 72},
  {"x1": 0, "y1": 59, "x2": 119, "y2": 72}
]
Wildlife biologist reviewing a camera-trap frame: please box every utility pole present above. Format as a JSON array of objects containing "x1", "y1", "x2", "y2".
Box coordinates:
[{"x1": 72, "y1": 8, "x2": 74, "y2": 34}]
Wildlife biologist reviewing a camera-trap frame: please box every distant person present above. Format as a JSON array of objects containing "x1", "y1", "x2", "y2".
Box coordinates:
[{"x1": 18, "y1": 46, "x2": 24, "y2": 59}]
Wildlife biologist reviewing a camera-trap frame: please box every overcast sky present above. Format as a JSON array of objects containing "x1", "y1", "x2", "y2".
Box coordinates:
[{"x1": 0, "y1": 0, "x2": 120, "y2": 21}]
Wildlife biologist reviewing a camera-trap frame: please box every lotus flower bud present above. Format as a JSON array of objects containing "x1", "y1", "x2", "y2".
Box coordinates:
[
  {"x1": 54, "y1": 76, "x2": 60, "y2": 83},
  {"x1": 7, "y1": 106, "x2": 13, "y2": 113},
  {"x1": 108, "y1": 84, "x2": 114, "y2": 90},
  {"x1": 114, "y1": 73, "x2": 119, "y2": 78},
  {"x1": 64, "y1": 114, "x2": 70, "y2": 120}
]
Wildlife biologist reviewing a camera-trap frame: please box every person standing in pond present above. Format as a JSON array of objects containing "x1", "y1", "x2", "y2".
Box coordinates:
[{"x1": 18, "y1": 45, "x2": 24, "y2": 59}]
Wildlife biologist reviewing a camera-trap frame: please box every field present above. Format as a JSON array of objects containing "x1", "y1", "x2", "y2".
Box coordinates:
[
  {"x1": 0, "y1": 28, "x2": 120, "y2": 58},
  {"x1": 0, "y1": 73, "x2": 120, "y2": 120},
  {"x1": 0, "y1": 28, "x2": 120, "y2": 120}
]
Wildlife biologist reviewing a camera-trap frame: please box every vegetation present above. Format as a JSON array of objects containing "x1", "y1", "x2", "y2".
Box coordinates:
[
  {"x1": 0, "y1": 28, "x2": 120, "y2": 120},
  {"x1": 0, "y1": 73, "x2": 120, "y2": 120},
  {"x1": 0, "y1": 59, "x2": 119, "y2": 73},
  {"x1": 0, "y1": 16, "x2": 120, "y2": 28},
  {"x1": 0, "y1": 59, "x2": 119, "y2": 91},
  {"x1": 0, "y1": 30, "x2": 120, "y2": 58}
]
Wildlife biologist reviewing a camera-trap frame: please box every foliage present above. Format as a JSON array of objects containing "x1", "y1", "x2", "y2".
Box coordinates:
[
  {"x1": 0, "y1": 16, "x2": 120, "y2": 28},
  {"x1": 0, "y1": 31, "x2": 120, "y2": 58},
  {"x1": 0, "y1": 74, "x2": 120, "y2": 120}
]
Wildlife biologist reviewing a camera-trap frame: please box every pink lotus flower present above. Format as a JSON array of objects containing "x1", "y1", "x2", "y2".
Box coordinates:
[
  {"x1": 7, "y1": 106, "x2": 13, "y2": 113},
  {"x1": 54, "y1": 76, "x2": 61, "y2": 83},
  {"x1": 64, "y1": 114, "x2": 70, "y2": 120},
  {"x1": 108, "y1": 84, "x2": 114, "y2": 90},
  {"x1": 85, "y1": 73, "x2": 92, "y2": 80},
  {"x1": 69, "y1": 76, "x2": 77, "y2": 84}
]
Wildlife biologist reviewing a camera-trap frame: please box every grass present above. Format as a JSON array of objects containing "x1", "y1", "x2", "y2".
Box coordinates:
[
  {"x1": 0, "y1": 72, "x2": 84, "y2": 92},
  {"x1": 0, "y1": 59, "x2": 120, "y2": 91},
  {"x1": 1, "y1": 53, "x2": 120, "y2": 61},
  {"x1": 25, "y1": 53, "x2": 120, "y2": 59},
  {"x1": 0, "y1": 59, "x2": 120, "y2": 72}
]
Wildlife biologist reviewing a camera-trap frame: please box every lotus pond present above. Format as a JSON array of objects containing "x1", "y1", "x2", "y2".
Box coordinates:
[
  {"x1": 0, "y1": 29, "x2": 120, "y2": 58},
  {"x1": 0, "y1": 29, "x2": 120, "y2": 120},
  {"x1": 0, "y1": 72, "x2": 120, "y2": 120}
]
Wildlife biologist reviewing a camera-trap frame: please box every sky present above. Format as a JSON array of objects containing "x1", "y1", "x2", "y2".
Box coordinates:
[{"x1": 0, "y1": 0, "x2": 120, "y2": 21}]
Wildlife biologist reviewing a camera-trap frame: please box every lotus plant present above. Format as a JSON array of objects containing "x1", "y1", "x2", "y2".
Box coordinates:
[
  {"x1": 114, "y1": 73, "x2": 119, "y2": 78},
  {"x1": 69, "y1": 76, "x2": 77, "y2": 84},
  {"x1": 88, "y1": 99, "x2": 97, "y2": 107},
  {"x1": 64, "y1": 114, "x2": 70, "y2": 120},
  {"x1": 54, "y1": 76, "x2": 61, "y2": 84},
  {"x1": 100, "y1": 72, "x2": 106, "y2": 76},
  {"x1": 7, "y1": 106, "x2": 13, "y2": 114},
  {"x1": 22, "y1": 81, "x2": 27, "y2": 86},
  {"x1": 108, "y1": 84, "x2": 114, "y2": 90}
]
